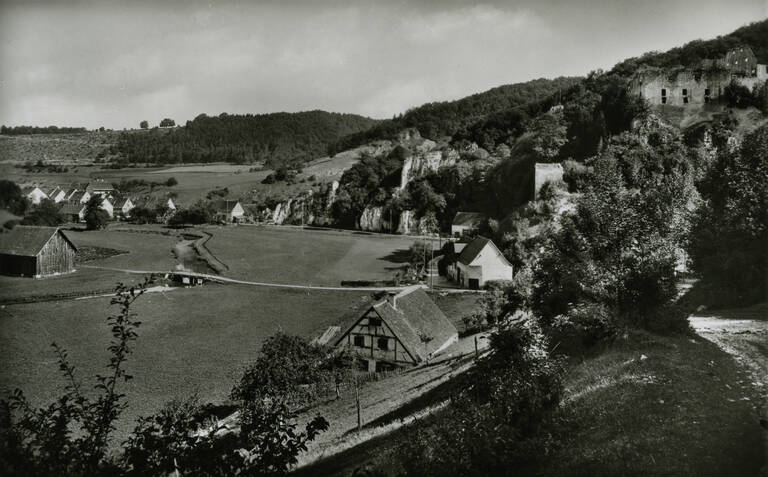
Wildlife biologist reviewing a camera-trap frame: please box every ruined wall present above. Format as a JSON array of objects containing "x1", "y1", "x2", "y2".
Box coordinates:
[{"x1": 631, "y1": 68, "x2": 732, "y2": 106}]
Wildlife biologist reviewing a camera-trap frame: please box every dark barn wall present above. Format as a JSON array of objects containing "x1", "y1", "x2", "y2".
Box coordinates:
[
  {"x1": 0, "y1": 254, "x2": 37, "y2": 277},
  {"x1": 36, "y1": 233, "x2": 76, "y2": 277}
]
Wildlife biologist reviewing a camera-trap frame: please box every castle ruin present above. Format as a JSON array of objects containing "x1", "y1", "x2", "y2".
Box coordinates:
[{"x1": 630, "y1": 45, "x2": 767, "y2": 106}]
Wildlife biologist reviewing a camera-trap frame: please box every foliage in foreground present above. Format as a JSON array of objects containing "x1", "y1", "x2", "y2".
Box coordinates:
[
  {"x1": 0, "y1": 280, "x2": 331, "y2": 477},
  {"x1": 386, "y1": 318, "x2": 564, "y2": 477}
]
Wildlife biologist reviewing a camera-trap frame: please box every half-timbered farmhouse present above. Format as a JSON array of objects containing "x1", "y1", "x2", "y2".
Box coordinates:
[
  {"x1": 334, "y1": 286, "x2": 458, "y2": 371},
  {"x1": 0, "y1": 226, "x2": 77, "y2": 277}
]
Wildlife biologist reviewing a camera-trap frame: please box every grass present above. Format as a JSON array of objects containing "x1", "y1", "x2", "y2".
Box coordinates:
[
  {"x1": 292, "y1": 328, "x2": 766, "y2": 477},
  {"x1": 0, "y1": 284, "x2": 374, "y2": 445},
  {"x1": 202, "y1": 226, "x2": 417, "y2": 286}
]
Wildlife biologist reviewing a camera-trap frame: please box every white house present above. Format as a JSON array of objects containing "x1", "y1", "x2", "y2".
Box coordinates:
[
  {"x1": 166, "y1": 198, "x2": 177, "y2": 211},
  {"x1": 47, "y1": 187, "x2": 68, "y2": 203},
  {"x1": 26, "y1": 187, "x2": 49, "y2": 205},
  {"x1": 455, "y1": 237, "x2": 513, "y2": 289},
  {"x1": 213, "y1": 200, "x2": 245, "y2": 223},
  {"x1": 112, "y1": 196, "x2": 135, "y2": 218},
  {"x1": 451, "y1": 212, "x2": 485, "y2": 238}
]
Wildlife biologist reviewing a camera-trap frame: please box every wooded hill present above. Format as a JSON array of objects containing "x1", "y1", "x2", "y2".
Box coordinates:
[{"x1": 114, "y1": 110, "x2": 381, "y2": 168}]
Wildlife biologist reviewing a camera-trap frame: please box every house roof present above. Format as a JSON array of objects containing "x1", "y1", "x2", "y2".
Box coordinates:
[
  {"x1": 210, "y1": 199, "x2": 241, "y2": 212},
  {"x1": 457, "y1": 236, "x2": 511, "y2": 267},
  {"x1": 452, "y1": 211, "x2": 484, "y2": 227},
  {"x1": 335, "y1": 286, "x2": 458, "y2": 363},
  {"x1": 59, "y1": 202, "x2": 84, "y2": 215},
  {"x1": 0, "y1": 225, "x2": 77, "y2": 256}
]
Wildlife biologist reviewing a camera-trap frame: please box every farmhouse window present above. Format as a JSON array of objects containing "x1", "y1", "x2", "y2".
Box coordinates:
[
  {"x1": 369, "y1": 317, "x2": 382, "y2": 327},
  {"x1": 683, "y1": 96, "x2": 689, "y2": 104},
  {"x1": 354, "y1": 335, "x2": 365, "y2": 347},
  {"x1": 682, "y1": 88, "x2": 687, "y2": 96},
  {"x1": 377, "y1": 338, "x2": 390, "y2": 350}
]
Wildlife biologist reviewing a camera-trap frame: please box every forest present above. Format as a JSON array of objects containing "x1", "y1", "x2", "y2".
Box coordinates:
[{"x1": 113, "y1": 111, "x2": 381, "y2": 168}]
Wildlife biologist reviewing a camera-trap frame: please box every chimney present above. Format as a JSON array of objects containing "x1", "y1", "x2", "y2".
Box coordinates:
[{"x1": 388, "y1": 292, "x2": 397, "y2": 309}]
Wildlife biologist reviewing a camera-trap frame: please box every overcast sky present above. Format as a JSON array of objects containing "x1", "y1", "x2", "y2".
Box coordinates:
[{"x1": 0, "y1": 0, "x2": 765, "y2": 130}]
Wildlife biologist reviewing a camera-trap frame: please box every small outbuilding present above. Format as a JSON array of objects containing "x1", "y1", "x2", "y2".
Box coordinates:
[
  {"x1": 0, "y1": 226, "x2": 77, "y2": 277},
  {"x1": 334, "y1": 286, "x2": 458, "y2": 371},
  {"x1": 455, "y1": 236, "x2": 513, "y2": 289},
  {"x1": 212, "y1": 200, "x2": 245, "y2": 223},
  {"x1": 451, "y1": 211, "x2": 485, "y2": 238}
]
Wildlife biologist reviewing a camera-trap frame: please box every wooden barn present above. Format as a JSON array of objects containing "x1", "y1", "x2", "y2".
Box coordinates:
[
  {"x1": 334, "y1": 286, "x2": 458, "y2": 372},
  {"x1": 0, "y1": 226, "x2": 77, "y2": 278}
]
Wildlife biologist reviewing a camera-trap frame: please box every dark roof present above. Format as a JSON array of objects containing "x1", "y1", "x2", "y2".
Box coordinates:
[
  {"x1": 452, "y1": 211, "x2": 484, "y2": 227},
  {"x1": 0, "y1": 226, "x2": 77, "y2": 256},
  {"x1": 60, "y1": 202, "x2": 84, "y2": 215},
  {"x1": 210, "y1": 200, "x2": 241, "y2": 212},
  {"x1": 457, "y1": 236, "x2": 491, "y2": 265},
  {"x1": 457, "y1": 236, "x2": 511, "y2": 267},
  {"x1": 335, "y1": 286, "x2": 458, "y2": 363}
]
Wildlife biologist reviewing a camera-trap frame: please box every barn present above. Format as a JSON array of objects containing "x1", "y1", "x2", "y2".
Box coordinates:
[
  {"x1": 455, "y1": 236, "x2": 513, "y2": 289},
  {"x1": 334, "y1": 286, "x2": 458, "y2": 372},
  {"x1": 0, "y1": 226, "x2": 77, "y2": 278}
]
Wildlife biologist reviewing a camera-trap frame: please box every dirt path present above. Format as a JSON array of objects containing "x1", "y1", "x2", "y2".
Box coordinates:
[{"x1": 689, "y1": 304, "x2": 768, "y2": 471}]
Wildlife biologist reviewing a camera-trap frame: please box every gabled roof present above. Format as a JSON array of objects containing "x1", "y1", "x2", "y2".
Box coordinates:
[
  {"x1": 0, "y1": 225, "x2": 77, "y2": 256},
  {"x1": 457, "y1": 236, "x2": 511, "y2": 267},
  {"x1": 111, "y1": 195, "x2": 133, "y2": 207},
  {"x1": 59, "y1": 202, "x2": 84, "y2": 215},
  {"x1": 210, "y1": 199, "x2": 241, "y2": 212},
  {"x1": 452, "y1": 211, "x2": 484, "y2": 227},
  {"x1": 336, "y1": 286, "x2": 457, "y2": 363}
]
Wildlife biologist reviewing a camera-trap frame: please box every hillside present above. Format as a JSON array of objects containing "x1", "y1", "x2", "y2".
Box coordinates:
[
  {"x1": 611, "y1": 19, "x2": 768, "y2": 75},
  {"x1": 0, "y1": 130, "x2": 121, "y2": 165},
  {"x1": 114, "y1": 110, "x2": 381, "y2": 168},
  {"x1": 328, "y1": 76, "x2": 582, "y2": 154}
]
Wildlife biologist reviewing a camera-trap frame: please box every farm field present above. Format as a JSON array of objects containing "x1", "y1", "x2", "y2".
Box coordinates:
[
  {"x1": 201, "y1": 225, "x2": 421, "y2": 285},
  {"x1": 0, "y1": 284, "x2": 374, "y2": 443}
]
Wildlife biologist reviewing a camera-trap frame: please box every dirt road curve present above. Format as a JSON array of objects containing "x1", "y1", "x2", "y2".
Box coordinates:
[{"x1": 689, "y1": 306, "x2": 768, "y2": 473}]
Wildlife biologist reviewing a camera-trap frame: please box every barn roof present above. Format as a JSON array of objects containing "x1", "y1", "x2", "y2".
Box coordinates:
[
  {"x1": 452, "y1": 211, "x2": 484, "y2": 227},
  {"x1": 336, "y1": 286, "x2": 457, "y2": 363},
  {"x1": 0, "y1": 226, "x2": 77, "y2": 257},
  {"x1": 457, "y1": 236, "x2": 510, "y2": 267}
]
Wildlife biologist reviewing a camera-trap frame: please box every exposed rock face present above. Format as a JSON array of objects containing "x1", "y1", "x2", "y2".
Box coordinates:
[
  {"x1": 358, "y1": 206, "x2": 395, "y2": 232},
  {"x1": 399, "y1": 147, "x2": 459, "y2": 189},
  {"x1": 269, "y1": 181, "x2": 339, "y2": 226}
]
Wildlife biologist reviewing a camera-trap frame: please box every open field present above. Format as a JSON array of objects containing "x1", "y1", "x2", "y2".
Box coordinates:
[
  {"x1": 202, "y1": 225, "x2": 419, "y2": 285},
  {"x1": 0, "y1": 284, "x2": 374, "y2": 444}
]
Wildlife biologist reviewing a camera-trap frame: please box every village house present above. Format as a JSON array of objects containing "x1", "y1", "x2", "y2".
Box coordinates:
[
  {"x1": 451, "y1": 211, "x2": 485, "y2": 237},
  {"x1": 25, "y1": 186, "x2": 48, "y2": 205},
  {"x1": 86, "y1": 180, "x2": 115, "y2": 196},
  {"x1": 112, "y1": 195, "x2": 135, "y2": 218},
  {"x1": 212, "y1": 200, "x2": 245, "y2": 223},
  {"x1": 454, "y1": 236, "x2": 513, "y2": 289},
  {"x1": 59, "y1": 202, "x2": 85, "y2": 222},
  {"x1": 334, "y1": 286, "x2": 458, "y2": 372},
  {"x1": 47, "y1": 187, "x2": 68, "y2": 203},
  {"x1": 0, "y1": 226, "x2": 77, "y2": 277}
]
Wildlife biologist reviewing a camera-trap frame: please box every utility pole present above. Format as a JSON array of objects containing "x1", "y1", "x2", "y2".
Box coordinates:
[{"x1": 355, "y1": 372, "x2": 362, "y2": 432}]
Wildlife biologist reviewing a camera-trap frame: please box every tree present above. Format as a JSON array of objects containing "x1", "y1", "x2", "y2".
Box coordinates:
[
  {"x1": 139, "y1": 120, "x2": 148, "y2": 129},
  {"x1": 0, "y1": 180, "x2": 28, "y2": 216},
  {"x1": 1, "y1": 279, "x2": 152, "y2": 476},
  {"x1": 21, "y1": 199, "x2": 64, "y2": 226},
  {"x1": 690, "y1": 124, "x2": 768, "y2": 306},
  {"x1": 165, "y1": 177, "x2": 178, "y2": 187},
  {"x1": 159, "y1": 118, "x2": 175, "y2": 128},
  {"x1": 84, "y1": 196, "x2": 109, "y2": 230}
]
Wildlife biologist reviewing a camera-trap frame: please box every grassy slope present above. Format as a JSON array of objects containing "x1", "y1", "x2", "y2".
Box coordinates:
[{"x1": 294, "y1": 328, "x2": 765, "y2": 477}]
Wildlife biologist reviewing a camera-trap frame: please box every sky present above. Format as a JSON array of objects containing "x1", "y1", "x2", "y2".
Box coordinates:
[{"x1": 0, "y1": 0, "x2": 766, "y2": 130}]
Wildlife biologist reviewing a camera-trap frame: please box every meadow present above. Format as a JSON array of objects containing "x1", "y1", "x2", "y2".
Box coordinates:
[
  {"x1": 0, "y1": 224, "x2": 434, "y2": 443},
  {"x1": 201, "y1": 225, "x2": 419, "y2": 285},
  {"x1": 0, "y1": 284, "x2": 373, "y2": 443}
]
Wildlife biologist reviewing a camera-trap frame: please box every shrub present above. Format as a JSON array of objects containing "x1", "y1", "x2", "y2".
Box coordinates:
[
  {"x1": 548, "y1": 302, "x2": 617, "y2": 355},
  {"x1": 165, "y1": 177, "x2": 178, "y2": 187}
]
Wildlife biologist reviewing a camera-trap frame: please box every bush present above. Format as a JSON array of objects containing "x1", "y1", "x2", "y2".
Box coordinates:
[
  {"x1": 548, "y1": 302, "x2": 617, "y2": 355},
  {"x1": 165, "y1": 177, "x2": 178, "y2": 187}
]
